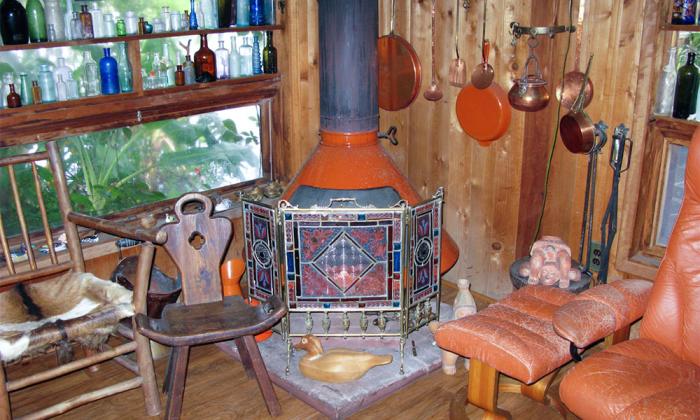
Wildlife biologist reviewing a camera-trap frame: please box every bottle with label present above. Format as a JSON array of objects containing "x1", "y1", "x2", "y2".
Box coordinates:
[
  {"x1": 89, "y1": 2, "x2": 103, "y2": 38},
  {"x1": 215, "y1": 39, "x2": 230, "y2": 79},
  {"x1": 249, "y1": 0, "x2": 263, "y2": 26},
  {"x1": 229, "y1": 35, "x2": 241, "y2": 78},
  {"x1": 19, "y1": 72, "x2": 32, "y2": 105},
  {"x1": 194, "y1": 33, "x2": 216, "y2": 82},
  {"x1": 79, "y1": 4, "x2": 94, "y2": 38},
  {"x1": 7, "y1": 83, "x2": 21, "y2": 108},
  {"x1": 0, "y1": 0, "x2": 29, "y2": 45},
  {"x1": 236, "y1": 0, "x2": 249, "y2": 26},
  {"x1": 252, "y1": 32, "x2": 262, "y2": 75},
  {"x1": 116, "y1": 43, "x2": 133, "y2": 92},
  {"x1": 672, "y1": 0, "x2": 697, "y2": 24},
  {"x1": 26, "y1": 0, "x2": 47, "y2": 43},
  {"x1": 183, "y1": 55, "x2": 196, "y2": 84},
  {"x1": 239, "y1": 34, "x2": 253, "y2": 76},
  {"x1": 38, "y1": 64, "x2": 57, "y2": 103},
  {"x1": 31, "y1": 80, "x2": 42, "y2": 104},
  {"x1": 263, "y1": 31, "x2": 276, "y2": 73},
  {"x1": 81, "y1": 50, "x2": 100, "y2": 96},
  {"x1": 673, "y1": 52, "x2": 699, "y2": 119},
  {"x1": 654, "y1": 47, "x2": 677, "y2": 116},
  {"x1": 99, "y1": 47, "x2": 120, "y2": 94},
  {"x1": 44, "y1": 0, "x2": 65, "y2": 41}
]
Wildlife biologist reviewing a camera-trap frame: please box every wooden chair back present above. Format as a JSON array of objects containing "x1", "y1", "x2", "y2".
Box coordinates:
[
  {"x1": 0, "y1": 141, "x2": 84, "y2": 289},
  {"x1": 159, "y1": 193, "x2": 232, "y2": 305}
]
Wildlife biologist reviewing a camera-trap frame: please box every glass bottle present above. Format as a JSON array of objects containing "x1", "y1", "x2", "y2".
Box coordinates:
[
  {"x1": 19, "y1": 72, "x2": 32, "y2": 105},
  {"x1": 54, "y1": 57, "x2": 72, "y2": 85},
  {"x1": 229, "y1": 35, "x2": 241, "y2": 78},
  {"x1": 79, "y1": 4, "x2": 94, "y2": 39},
  {"x1": 26, "y1": 0, "x2": 47, "y2": 43},
  {"x1": 673, "y1": 52, "x2": 699, "y2": 119},
  {"x1": 152, "y1": 18, "x2": 164, "y2": 33},
  {"x1": 70, "y1": 11, "x2": 82, "y2": 39},
  {"x1": 1, "y1": 0, "x2": 29, "y2": 45},
  {"x1": 218, "y1": 0, "x2": 235, "y2": 27},
  {"x1": 66, "y1": 74, "x2": 79, "y2": 99},
  {"x1": 63, "y1": 0, "x2": 73, "y2": 40},
  {"x1": 654, "y1": 47, "x2": 677, "y2": 116},
  {"x1": 7, "y1": 83, "x2": 20, "y2": 108},
  {"x1": 124, "y1": 11, "x2": 137, "y2": 35},
  {"x1": 194, "y1": 33, "x2": 216, "y2": 82},
  {"x1": 182, "y1": 10, "x2": 190, "y2": 31},
  {"x1": 264, "y1": 0, "x2": 274, "y2": 25},
  {"x1": 31, "y1": 80, "x2": 42, "y2": 104},
  {"x1": 38, "y1": 64, "x2": 56, "y2": 103},
  {"x1": 161, "y1": 43, "x2": 176, "y2": 86},
  {"x1": 44, "y1": 0, "x2": 65, "y2": 41},
  {"x1": 252, "y1": 32, "x2": 262, "y2": 75},
  {"x1": 138, "y1": 16, "x2": 145, "y2": 35},
  {"x1": 103, "y1": 13, "x2": 115, "y2": 37},
  {"x1": 175, "y1": 64, "x2": 185, "y2": 86},
  {"x1": 170, "y1": 11, "x2": 181, "y2": 31},
  {"x1": 47, "y1": 23, "x2": 56, "y2": 41},
  {"x1": 89, "y1": 2, "x2": 103, "y2": 38},
  {"x1": 672, "y1": 0, "x2": 697, "y2": 24},
  {"x1": 249, "y1": 0, "x2": 263, "y2": 26},
  {"x1": 263, "y1": 31, "x2": 276, "y2": 73},
  {"x1": 239, "y1": 34, "x2": 253, "y2": 76},
  {"x1": 189, "y1": 0, "x2": 198, "y2": 29},
  {"x1": 183, "y1": 55, "x2": 196, "y2": 84},
  {"x1": 1, "y1": 73, "x2": 13, "y2": 108},
  {"x1": 81, "y1": 50, "x2": 100, "y2": 97},
  {"x1": 202, "y1": 0, "x2": 218, "y2": 29},
  {"x1": 116, "y1": 18, "x2": 126, "y2": 36},
  {"x1": 215, "y1": 39, "x2": 229, "y2": 79},
  {"x1": 99, "y1": 47, "x2": 120, "y2": 94},
  {"x1": 236, "y1": 0, "x2": 249, "y2": 26},
  {"x1": 197, "y1": 0, "x2": 205, "y2": 28},
  {"x1": 55, "y1": 74, "x2": 68, "y2": 100},
  {"x1": 161, "y1": 6, "x2": 171, "y2": 31},
  {"x1": 116, "y1": 43, "x2": 133, "y2": 92},
  {"x1": 151, "y1": 52, "x2": 163, "y2": 87}
]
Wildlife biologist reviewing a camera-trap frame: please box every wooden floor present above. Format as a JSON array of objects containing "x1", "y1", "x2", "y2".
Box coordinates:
[{"x1": 7, "y1": 285, "x2": 580, "y2": 419}]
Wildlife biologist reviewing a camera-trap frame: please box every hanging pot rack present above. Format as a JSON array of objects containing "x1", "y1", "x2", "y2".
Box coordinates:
[{"x1": 510, "y1": 22, "x2": 576, "y2": 41}]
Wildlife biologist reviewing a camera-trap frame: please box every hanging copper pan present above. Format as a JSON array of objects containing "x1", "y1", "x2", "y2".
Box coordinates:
[
  {"x1": 556, "y1": 0, "x2": 594, "y2": 109},
  {"x1": 455, "y1": 83, "x2": 512, "y2": 145},
  {"x1": 560, "y1": 55, "x2": 595, "y2": 154},
  {"x1": 378, "y1": 0, "x2": 422, "y2": 111}
]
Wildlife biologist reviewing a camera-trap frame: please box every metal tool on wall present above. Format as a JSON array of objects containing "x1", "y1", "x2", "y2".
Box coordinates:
[
  {"x1": 448, "y1": 0, "x2": 469, "y2": 87},
  {"x1": 598, "y1": 124, "x2": 632, "y2": 283},
  {"x1": 424, "y1": 0, "x2": 443, "y2": 101},
  {"x1": 577, "y1": 121, "x2": 608, "y2": 276}
]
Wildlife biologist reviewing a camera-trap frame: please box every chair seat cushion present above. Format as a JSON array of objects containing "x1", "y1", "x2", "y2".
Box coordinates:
[
  {"x1": 434, "y1": 285, "x2": 575, "y2": 384},
  {"x1": 135, "y1": 295, "x2": 287, "y2": 347},
  {"x1": 0, "y1": 272, "x2": 133, "y2": 362},
  {"x1": 560, "y1": 338, "x2": 700, "y2": 419}
]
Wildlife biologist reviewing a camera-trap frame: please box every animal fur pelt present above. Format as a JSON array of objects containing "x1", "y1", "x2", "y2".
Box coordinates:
[{"x1": 0, "y1": 272, "x2": 133, "y2": 363}]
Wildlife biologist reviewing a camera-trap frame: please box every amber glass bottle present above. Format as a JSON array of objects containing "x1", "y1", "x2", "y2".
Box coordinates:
[
  {"x1": 31, "y1": 80, "x2": 42, "y2": 104},
  {"x1": 6, "y1": 83, "x2": 21, "y2": 108},
  {"x1": 194, "y1": 33, "x2": 216, "y2": 82},
  {"x1": 79, "y1": 4, "x2": 93, "y2": 38},
  {"x1": 175, "y1": 64, "x2": 185, "y2": 86}
]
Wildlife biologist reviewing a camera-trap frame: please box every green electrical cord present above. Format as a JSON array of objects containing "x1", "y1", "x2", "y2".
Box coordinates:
[{"x1": 531, "y1": 0, "x2": 575, "y2": 248}]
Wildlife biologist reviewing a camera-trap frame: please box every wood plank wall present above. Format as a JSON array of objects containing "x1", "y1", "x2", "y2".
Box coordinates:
[{"x1": 279, "y1": 0, "x2": 655, "y2": 298}]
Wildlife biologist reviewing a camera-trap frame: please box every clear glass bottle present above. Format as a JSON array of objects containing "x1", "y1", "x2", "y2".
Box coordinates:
[
  {"x1": 202, "y1": 0, "x2": 218, "y2": 29},
  {"x1": 161, "y1": 43, "x2": 176, "y2": 86},
  {"x1": 236, "y1": 0, "x2": 249, "y2": 26},
  {"x1": 44, "y1": 0, "x2": 65, "y2": 41},
  {"x1": 197, "y1": 0, "x2": 205, "y2": 28},
  {"x1": 47, "y1": 23, "x2": 57, "y2": 41},
  {"x1": 103, "y1": 13, "x2": 115, "y2": 37},
  {"x1": 252, "y1": 32, "x2": 262, "y2": 75},
  {"x1": 55, "y1": 74, "x2": 68, "y2": 101},
  {"x1": 54, "y1": 57, "x2": 72, "y2": 83},
  {"x1": 161, "y1": 6, "x2": 171, "y2": 31},
  {"x1": 26, "y1": 0, "x2": 47, "y2": 43},
  {"x1": 654, "y1": 47, "x2": 677, "y2": 116},
  {"x1": 70, "y1": 11, "x2": 82, "y2": 39},
  {"x1": 151, "y1": 52, "x2": 163, "y2": 87},
  {"x1": 19, "y1": 72, "x2": 32, "y2": 105},
  {"x1": 63, "y1": 0, "x2": 73, "y2": 40},
  {"x1": 124, "y1": 11, "x2": 138, "y2": 35},
  {"x1": 183, "y1": 54, "x2": 196, "y2": 84},
  {"x1": 215, "y1": 39, "x2": 229, "y2": 79},
  {"x1": 239, "y1": 33, "x2": 253, "y2": 76},
  {"x1": 79, "y1": 4, "x2": 93, "y2": 39},
  {"x1": 1, "y1": 73, "x2": 14, "y2": 108},
  {"x1": 262, "y1": 30, "x2": 276, "y2": 73},
  {"x1": 66, "y1": 74, "x2": 79, "y2": 99},
  {"x1": 229, "y1": 35, "x2": 241, "y2": 78},
  {"x1": 81, "y1": 50, "x2": 100, "y2": 96},
  {"x1": 116, "y1": 43, "x2": 133, "y2": 92},
  {"x1": 89, "y1": 1, "x2": 103, "y2": 38},
  {"x1": 37, "y1": 64, "x2": 56, "y2": 103}
]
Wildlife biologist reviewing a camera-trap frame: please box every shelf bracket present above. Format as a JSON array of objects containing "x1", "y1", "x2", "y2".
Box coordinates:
[{"x1": 510, "y1": 22, "x2": 576, "y2": 40}]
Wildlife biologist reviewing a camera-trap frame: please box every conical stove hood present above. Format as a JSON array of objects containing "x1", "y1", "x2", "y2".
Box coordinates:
[{"x1": 282, "y1": 0, "x2": 458, "y2": 273}]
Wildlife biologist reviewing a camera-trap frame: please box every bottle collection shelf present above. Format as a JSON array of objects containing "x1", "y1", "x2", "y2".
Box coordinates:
[
  {"x1": 653, "y1": 115, "x2": 700, "y2": 127},
  {"x1": 0, "y1": 25, "x2": 284, "y2": 52}
]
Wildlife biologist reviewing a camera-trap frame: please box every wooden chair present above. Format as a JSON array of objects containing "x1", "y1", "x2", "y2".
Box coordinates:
[
  {"x1": 0, "y1": 141, "x2": 161, "y2": 419},
  {"x1": 133, "y1": 193, "x2": 287, "y2": 419}
]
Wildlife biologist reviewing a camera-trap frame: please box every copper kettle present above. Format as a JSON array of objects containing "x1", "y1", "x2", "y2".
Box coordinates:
[{"x1": 508, "y1": 48, "x2": 550, "y2": 112}]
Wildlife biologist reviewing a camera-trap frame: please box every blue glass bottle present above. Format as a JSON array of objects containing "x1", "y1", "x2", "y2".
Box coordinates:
[
  {"x1": 236, "y1": 0, "x2": 249, "y2": 26},
  {"x1": 99, "y1": 47, "x2": 120, "y2": 95},
  {"x1": 252, "y1": 32, "x2": 262, "y2": 74},
  {"x1": 189, "y1": 0, "x2": 198, "y2": 29},
  {"x1": 37, "y1": 64, "x2": 56, "y2": 103},
  {"x1": 249, "y1": 0, "x2": 263, "y2": 26}
]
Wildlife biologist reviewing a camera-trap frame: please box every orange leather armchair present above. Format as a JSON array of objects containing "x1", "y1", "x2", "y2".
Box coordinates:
[{"x1": 554, "y1": 128, "x2": 700, "y2": 419}]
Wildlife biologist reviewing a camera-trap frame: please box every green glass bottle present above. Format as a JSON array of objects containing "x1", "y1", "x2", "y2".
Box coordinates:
[
  {"x1": 26, "y1": 0, "x2": 47, "y2": 43},
  {"x1": 262, "y1": 30, "x2": 277, "y2": 74},
  {"x1": 673, "y1": 52, "x2": 699, "y2": 120}
]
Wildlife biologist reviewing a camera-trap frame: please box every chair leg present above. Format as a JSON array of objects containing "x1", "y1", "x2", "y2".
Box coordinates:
[
  {"x1": 82, "y1": 345, "x2": 101, "y2": 375},
  {"x1": 134, "y1": 329, "x2": 162, "y2": 416},
  {"x1": 241, "y1": 335, "x2": 281, "y2": 416},
  {"x1": 0, "y1": 365, "x2": 10, "y2": 420},
  {"x1": 519, "y1": 369, "x2": 559, "y2": 404},
  {"x1": 163, "y1": 347, "x2": 175, "y2": 394},
  {"x1": 165, "y1": 346, "x2": 190, "y2": 420},
  {"x1": 234, "y1": 337, "x2": 256, "y2": 379},
  {"x1": 467, "y1": 359, "x2": 511, "y2": 420},
  {"x1": 605, "y1": 324, "x2": 631, "y2": 348}
]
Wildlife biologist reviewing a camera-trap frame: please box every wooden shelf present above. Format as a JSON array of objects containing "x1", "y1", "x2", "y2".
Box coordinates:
[
  {"x1": 0, "y1": 25, "x2": 284, "y2": 52},
  {"x1": 660, "y1": 23, "x2": 700, "y2": 32},
  {"x1": 652, "y1": 115, "x2": 700, "y2": 128}
]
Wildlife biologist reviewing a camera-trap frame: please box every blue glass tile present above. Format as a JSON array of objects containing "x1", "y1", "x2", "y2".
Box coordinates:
[
  {"x1": 285, "y1": 213, "x2": 292, "y2": 220},
  {"x1": 433, "y1": 228, "x2": 439, "y2": 236},
  {"x1": 394, "y1": 251, "x2": 400, "y2": 269},
  {"x1": 286, "y1": 252, "x2": 295, "y2": 273},
  {"x1": 359, "y1": 214, "x2": 366, "y2": 220},
  {"x1": 393, "y1": 242, "x2": 401, "y2": 251},
  {"x1": 323, "y1": 303, "x2": 331, "y2": 308},
  {"x1": 287, "y1": 274, "x2": 294, "y2": 281},
  {"x1": 433, "y1": 285, "x2": 438, "y2": 291},
  {"x1": 393, "y1": 301, "x2": 400, "y2": 307}
]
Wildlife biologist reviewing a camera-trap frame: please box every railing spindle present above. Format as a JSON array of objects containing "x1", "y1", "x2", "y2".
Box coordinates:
[
  {"x1": 0, "y1": 200, "x2": 15, "y2": 275},
  {"x1": 8, "y1": 165, "x2": 37, "y2": 270},
  {"x1": 32, "y1": 162, "x2": 58, "y2": 265}
]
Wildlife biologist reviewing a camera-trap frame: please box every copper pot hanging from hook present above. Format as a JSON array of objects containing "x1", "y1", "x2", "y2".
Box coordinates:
[
  {"x1": 560, "y1": 55, "x2": 596, "y2": 154},
  {"x1": 508, "y1": 38, "x2": 550, "y2": 112},
  {"x1": 556, "y1": 0, "x2": 594, "y2": 109}
]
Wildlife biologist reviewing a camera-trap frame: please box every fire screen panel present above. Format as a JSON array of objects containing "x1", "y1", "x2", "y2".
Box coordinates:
[
  {"x1": 280, "y1": 204, "x2": 406, "y2": 310},
  {"x1": 408, "y1": 189, "x2": 444, "y2": 306},
  {"x1": 243, "y1": 200, "x2": 280, "y2": 302}
]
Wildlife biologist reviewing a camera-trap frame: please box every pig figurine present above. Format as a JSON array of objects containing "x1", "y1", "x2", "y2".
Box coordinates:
[
  {"x1": 519, "y1": 235, "x2": 581, "y2": 289},
  {"x1": 430, "y1": 278, "x2": 478, "y2": 375}
]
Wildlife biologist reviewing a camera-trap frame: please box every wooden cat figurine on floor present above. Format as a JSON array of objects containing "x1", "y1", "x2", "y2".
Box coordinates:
[{"x1": 294, "y1": 334, "x2": 392, "y2": 383}]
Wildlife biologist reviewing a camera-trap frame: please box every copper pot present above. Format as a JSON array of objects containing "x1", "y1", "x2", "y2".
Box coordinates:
[
  {"x1": 560, "y1": 110, "x2": 595, "y2": 154},
  {"x1": 508, "y1": 53, "x2": 550, "y2": 112}
]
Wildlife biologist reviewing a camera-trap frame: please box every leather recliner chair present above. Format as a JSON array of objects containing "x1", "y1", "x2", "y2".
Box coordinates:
[{"x1": 554, "y1": 127, "x2": 700, "y2": 418}]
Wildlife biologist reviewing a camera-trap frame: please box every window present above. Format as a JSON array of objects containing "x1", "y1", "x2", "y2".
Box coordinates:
[{"x1": 655, "y1": 143, "x2": 688, "y2": 247}]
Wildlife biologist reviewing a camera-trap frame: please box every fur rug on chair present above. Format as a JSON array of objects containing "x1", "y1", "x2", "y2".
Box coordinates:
[{"x1": 0, "y1": 272, "x2": 133, "y2": 362}]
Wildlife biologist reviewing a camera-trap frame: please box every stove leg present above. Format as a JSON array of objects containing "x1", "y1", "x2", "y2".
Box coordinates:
[
  {"x1": 400, "y1": 337, "x2": 405, "y2": 375},
  {"x1": 285, "y1": 338, "x2": 292, "y2": 376}
]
